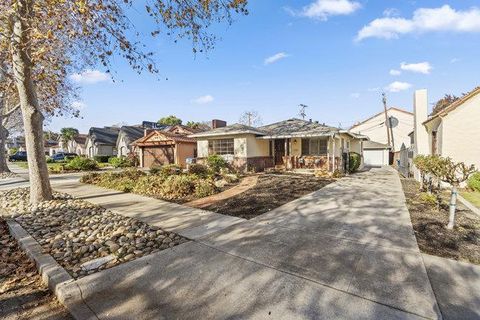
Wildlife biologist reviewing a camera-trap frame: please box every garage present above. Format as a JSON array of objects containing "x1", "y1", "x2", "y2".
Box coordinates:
[{"x1": 363, "y1": 141, "x2": 390, "y2": 167}]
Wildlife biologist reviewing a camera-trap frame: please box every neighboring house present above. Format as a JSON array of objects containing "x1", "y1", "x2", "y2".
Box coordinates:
[
  {"x1": 412, "y1": 87, "x2": 480, "y2": 171},
  {"x1": 166, "y1": 124, "x2": 206, "y2": 135},
  {"x1": 85, "y1": 127, "x2": 120, "y2": 158},
  {"x1": 116, "y1": 126, "x2": 145, "y2": 157},
  {"x1": 190, "y1": 118, "x2": 367, "y2": 173},
  {"x1": 350, "y1": 107, "x2": 414, "y2": 165},
  {"x1": 67, "y1": 134, "x2": 87, "y2": 155},
  {"x1": 133, "y1": 130, "x2": 197, "y2": 168}
]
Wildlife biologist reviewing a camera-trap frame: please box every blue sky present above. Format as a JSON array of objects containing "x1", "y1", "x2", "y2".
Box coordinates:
[{"x1": 48, "y1": 0, "x2": 480, "y2": 132}]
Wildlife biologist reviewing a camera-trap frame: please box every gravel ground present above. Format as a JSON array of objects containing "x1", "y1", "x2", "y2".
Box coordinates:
[
  {"x1": 401, "y1": 178, "x2": 480, "y2": 265},
  {"x1": 1, "y1": 188, "x2": 188, "y2": 279},
  {"x1": 0, "y1": 218, "x2": 73, "y2": 320},
  {"x1": 200, "y1": 174, "x2": 333, "y2": 219}
]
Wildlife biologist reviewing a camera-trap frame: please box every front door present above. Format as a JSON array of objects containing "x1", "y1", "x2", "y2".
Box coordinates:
[{"x1": 274, "y1": 139, "x2": 285, "y2": 165}]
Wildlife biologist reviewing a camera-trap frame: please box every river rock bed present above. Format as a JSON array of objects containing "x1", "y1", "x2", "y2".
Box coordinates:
[
  {"x1": 0, "y1": 188, "x2": 188, "y2": 279},
  {"x1": 0, "y1": 172, "x2": 19, "y2": 179}
]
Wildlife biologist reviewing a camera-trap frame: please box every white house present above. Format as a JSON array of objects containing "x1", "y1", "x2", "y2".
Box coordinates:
[
  {"x1": 116, "y1": 126, "x2": 144, "y2": 157},
  {"x1": 85, "y1": 127, "x2": 120, "y2": 158},
  {"x1": 412, "y1": 87, "x2": 480, "y2": 171},
  {"x1": 350, "y1": 107, "x2": 414, "y2": 166}
]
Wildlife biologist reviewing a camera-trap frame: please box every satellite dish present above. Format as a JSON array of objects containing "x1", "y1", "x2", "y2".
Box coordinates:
[{"x1": 386, "y1": 116, "x2": 399, "y2": 128}]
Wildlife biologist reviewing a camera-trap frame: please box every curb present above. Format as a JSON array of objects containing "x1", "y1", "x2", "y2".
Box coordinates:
[
  {"x1": 457, "y1": 194, "x2": 480, "y2": 217},
  {"x1": 6, "y1": 219, "x2": 99, "y2": 320}
]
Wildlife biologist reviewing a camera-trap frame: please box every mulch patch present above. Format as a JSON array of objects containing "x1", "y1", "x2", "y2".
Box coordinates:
[
  {"x1": 0, "y1": 218, "x2": 72, "y2": 320},
  {"x1": 200, "y1": 174, "x2": 333, "y2": 220},
  {"x1": 401, "y1": 178, "x2": 480, "y2": 265}
]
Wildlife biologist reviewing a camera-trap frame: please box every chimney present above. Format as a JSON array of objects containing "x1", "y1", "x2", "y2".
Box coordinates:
[
  {"x1": 144, "y1": 128, "x2": 155, "y2": 137},
  {"x1": 413, "y1": 89, "x2": 429, "y2": 156},
  {"x1": 212, "y1": 119, "x2": 227, "y2": 129}
]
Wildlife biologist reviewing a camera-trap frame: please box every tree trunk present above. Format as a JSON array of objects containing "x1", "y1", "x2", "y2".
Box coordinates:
[
  {"x1": 0, "y1": 106, "x2": 11, "y2": 173},
  {"x1": 447, "y1": 185, "x2": 458, "y2": 229},
  {"x1": 11, "y1": 0, "x2": 52, "y2": 203}
]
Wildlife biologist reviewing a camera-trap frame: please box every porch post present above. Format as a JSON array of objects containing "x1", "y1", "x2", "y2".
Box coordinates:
[
  {"x1": 327, "y1": 137, "x2": 331, "y2": 172},
  {"x1": 331, "y1": 137, "x2": 336, "y2": 173}
]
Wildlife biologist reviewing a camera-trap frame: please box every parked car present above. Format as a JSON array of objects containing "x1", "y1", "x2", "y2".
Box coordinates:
[
  {"x1": 9, "y1": 151, "x2": 27, "y2": 162},
  {"x1": 51, "y1": 152, "x2": 78, "y2": 162}
]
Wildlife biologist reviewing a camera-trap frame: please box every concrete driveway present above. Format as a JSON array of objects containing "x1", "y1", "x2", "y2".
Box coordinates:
[{"x1": 3, "y1": 166, "x2": 443, "y2": 319}]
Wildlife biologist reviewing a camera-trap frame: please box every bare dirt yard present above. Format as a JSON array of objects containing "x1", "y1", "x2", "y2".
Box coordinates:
[
  {"x1": 198, "y1": 174, "x2": 333, "y2": 219},
  {"x1": 401, "y1": 178, "x2": 480, "y2": 265},
  {"x1": 0, "y1": 218, "x2": 72, "y2": 320}
]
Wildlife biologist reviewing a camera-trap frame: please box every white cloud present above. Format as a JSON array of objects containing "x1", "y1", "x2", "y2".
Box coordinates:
[
  {"x1": 70, "y1": 70, "x2": 110, "y2": 84},
  {"x1": 400, "y1": 62, "x2": 432, "y2": 74},
  {"x1": 350, "y1": 92, "x2": 360, "y2": 99},
  {"x1": 264, "y1": 52, "x2": 290, "y2": 65},
  {"x1": 385, "y1": 81, "x2": 412, "y2": 93},
  {"x1": 71, "y1": 101, "x2": 87, "y2": 110},
  {"x1": 356, "y1": 5, "x2": 480, "y2": 41},
  {"x1": 383, "y1": 8, "x2": 400, "y2": 17},
  {"x1": 450, "y1": 58, "x2": 460, "y2": 63},
  {"x1": 191, "y1": 95, "x2": 214, "y2": 105},
  {"x1": 389, "y1": 69, "x2": 401, "y2": 76},
  {"x1": 298, "y1": 0, "x2": 361, "y2": 20}
]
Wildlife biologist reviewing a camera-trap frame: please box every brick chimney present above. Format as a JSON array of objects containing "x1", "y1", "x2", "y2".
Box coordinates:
[{"x1": 212, "y1": 119, "x2": 227, "y2": 129}]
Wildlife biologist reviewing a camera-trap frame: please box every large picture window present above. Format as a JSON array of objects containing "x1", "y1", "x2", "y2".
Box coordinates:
[
  {"x1": 209, "y1": 139, "x2": 234, "y2": 155},
  {"x1": 301, "y1": 138, "x2": 328, "y2": 155}
]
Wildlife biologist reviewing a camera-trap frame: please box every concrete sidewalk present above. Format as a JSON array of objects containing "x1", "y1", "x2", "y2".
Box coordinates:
[{"x1": 5, "y1": 165, "x2": 477, "y2": 319}]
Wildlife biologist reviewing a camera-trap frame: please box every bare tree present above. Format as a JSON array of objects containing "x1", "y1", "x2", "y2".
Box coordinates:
[
  {"x1": 239, "y1": 110, "x2": 262, "y2": 127},
  {"x1": 0, "y1": 0, "x2": 248, "y2": 203}
]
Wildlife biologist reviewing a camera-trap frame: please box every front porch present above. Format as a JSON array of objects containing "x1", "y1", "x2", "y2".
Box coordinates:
[{"x1": 268, "y1": 136, "x2": 346, "y2": 173}]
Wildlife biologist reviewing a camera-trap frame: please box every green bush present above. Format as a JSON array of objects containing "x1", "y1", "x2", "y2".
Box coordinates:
[
  {"x1": 131, "y1": 175, "x2": 167, "y2": 196},
  {"x1": 467, "y1": 172, "x2": 480, "y2": 192},
  {"x1": 349, "y1": 152, "x2": 361, "y2": 173},
  {"x1": 93, "y1": 155, "x2": 111, "y2": 163},
  {"x1": 8, "y1": 147, "x2": 18, "y2": 155},
  {"x1": 188, "y1": 164, "x2": 209, "y2": 177},
  {"x1": 418, "y1": 192, "x2": 437, "y2": 206},
  {"x1": 194, "y1": 179, "x2": 217, "y2": 198},
  {"x1": 108, "y1": 156, "x2": 134, "y2": 168},
  {"x1": 206, "y1": 154, "x2": 228, "y2": 173},
  {"x1": 46, "y1": 157, "x2": 55, "y2": 163},
  {"x1": 65, "y1": 157, "x2": 99, "y2": 171}
]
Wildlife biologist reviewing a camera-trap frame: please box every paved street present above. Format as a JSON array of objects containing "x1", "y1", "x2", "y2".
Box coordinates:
[{"x1": 3, "y1": 166, "x2": 479, "y2": 319}]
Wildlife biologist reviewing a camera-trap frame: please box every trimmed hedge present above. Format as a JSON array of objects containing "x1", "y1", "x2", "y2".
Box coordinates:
[{"x1": 349, "y1": 152, "x2": 361, "y2": 173}]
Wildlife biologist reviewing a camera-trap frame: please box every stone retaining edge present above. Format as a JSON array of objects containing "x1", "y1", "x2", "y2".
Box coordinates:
[
  {"x1": 457, "y1": 194, "x2": 480, "y2": 217},
  {"x1": 6, "y1": 218, "x2": 99, "y2": 320}
]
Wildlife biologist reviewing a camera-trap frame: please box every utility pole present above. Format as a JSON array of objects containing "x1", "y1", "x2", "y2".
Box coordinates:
[
  {"x1": 382, "y1": 92, "x2": 391, "y2": 147},
  {"x1": 299, "y1": 104, "x2": 308, "y2": 120}
]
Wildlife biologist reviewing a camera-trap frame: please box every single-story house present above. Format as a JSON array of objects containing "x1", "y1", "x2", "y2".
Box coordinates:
[
  {"x1": 116, "y1": 126, "x2": 145, "y2": 157},
  {"x1": 190, "y1": 118, "x2": 368, "y2": 173},
  {"x1": 350, "y1": 107, "x2": 413, "y2": 163},
  {"x1": 85, "y1": 127, "x2": 120, "y2": 158},
  {"x1": 133, "y1": 130, "x2": 197, "y2": 168},
  {"x1": 66, "y1": 134, "x2": 87, "y2": 155},
  {"x1": 418, "y1": 87, "x2": 480, "y2": 170}
]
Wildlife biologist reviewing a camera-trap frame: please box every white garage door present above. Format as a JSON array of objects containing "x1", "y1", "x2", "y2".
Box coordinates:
[{"x1": 363, "y1": 149, "x2": 386, "y2": 166}]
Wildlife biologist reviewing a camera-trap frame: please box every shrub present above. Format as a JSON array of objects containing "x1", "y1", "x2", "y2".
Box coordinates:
[
  {"x1": 349, "y1": 152, "x2": 361, "y2": 173},
  {"x1": 206, "y1": 154, "x2": 228, "y2": 173},
  {"x1": 160, "y1": 175, "x2": 197, "y2": 199},
  {"x1": 151, "y1": 164, "x2": 181, "y2": 176},
  {"x1": 467, "y1": 172, "x2": 480, "y2": 192},
  {"x1": 194, "y1": 179, "x2": 217, "y2": 198},
  {"x1": 93, "y1": 155, "x2": 110, "y2": 163},
  {"x1": 8, "y1": 147, "x2": 18, "y2": 155},
  {"x1": 65, "y1": 157, "x2": 99, "y2": 171},
  {"x1": 46, "y1": 157, "x2": 55, "y2": 163},
  {"x1": 188, "y1": 164, "x2": 209, "y2": 177},
  {"x1": 222, "y1": 173, "x2": 239, "y2": 183},
  {"x1": 418, "y1": 192, "x2": 437, "y2": 206},
  {"x1": 132, "y1": 175, "x2": 167, "y2": 196},
  {"x1": 80, "y1": 172, "x2": 101, "y2": 184},
  {"x1": 108, "y1": 156, "x2": 134, "y2": 168}
]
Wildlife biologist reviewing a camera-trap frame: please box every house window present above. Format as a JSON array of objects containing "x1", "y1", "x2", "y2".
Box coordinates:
[
  {"x1": 209, "y1": 139, "x2": 234, "y2": 155},
  {"x1": 432, "y1": 131, "x2": 437, "y2": 155},
  {"x1": 301, "y1": 138, "x2": 328, "y2": 155}
]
